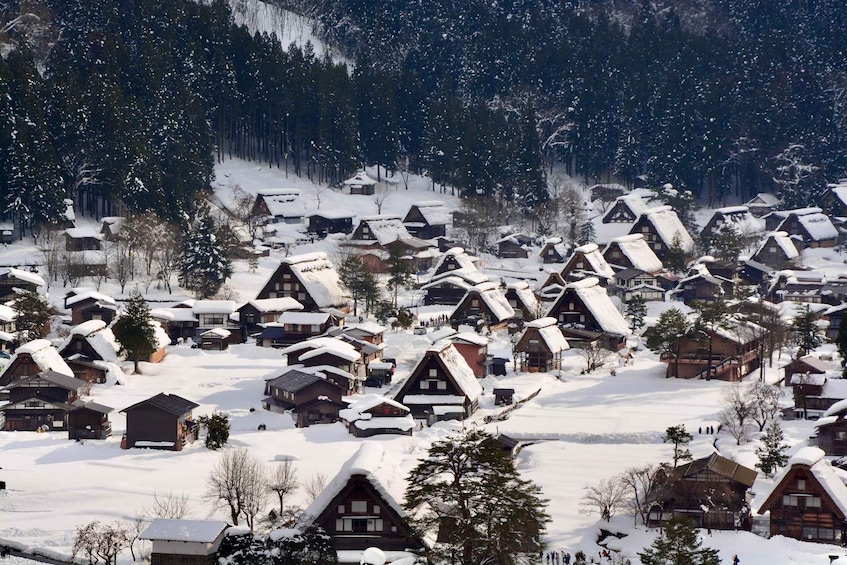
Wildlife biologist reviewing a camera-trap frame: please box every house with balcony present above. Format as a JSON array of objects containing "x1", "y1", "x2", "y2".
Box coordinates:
[{"x1": 665, "y1": 319, "x2": 762, "y2": 380}]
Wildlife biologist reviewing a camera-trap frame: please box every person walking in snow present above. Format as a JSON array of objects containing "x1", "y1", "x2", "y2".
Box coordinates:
[
  {"x1": 563, "y1": 552, "x2": 571, "y2": 565},
  {"x1": 733, "y1": 555, "x2": 739, "y2": 565}
]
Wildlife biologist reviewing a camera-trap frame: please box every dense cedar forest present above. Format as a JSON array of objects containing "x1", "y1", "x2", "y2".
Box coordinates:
[{"x1": 1, "y1": 0, "x2": 846, "y2": 230}]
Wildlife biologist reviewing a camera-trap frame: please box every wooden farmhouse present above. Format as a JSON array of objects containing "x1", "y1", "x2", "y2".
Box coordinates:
[
  {"x1": 58, "y1": 319, "x2": 123, "y2": 384},
  {"x1": 66, "y1": 290, "x2": 118, "y2": 325},
  {"x1": 787, "y1": 356, "x2": 847, "y2": 419},
  {"x1": 0, "y1": 304, "x2": 15, "y2": 352},
  {"x1": 298, "y1": 443, "x2": 424, "y2": 554},
  {"x1": 260, "y1": 311, "x2": 337, "y2": 346},
  {"x1": 763, "y1": 207, "x2": 819, "y2": 231},
  {"x1": 602, "y1": 234, "x2": 663, "y2": 274},
  {"x1": 602, "y1": 193, "x2": 649, "y2": 223},
  {"x1": 280, "y1": 337, "x2": 363, "y2": 377},
  {"x1": 199, "y1": 328, "x2": 231, "y2": 351},
  {"x1": 262, "y1": 368, "x2": 345, "y2": 427},
  {"x1": 744, "y1": 192, "x2": 781, "y2": 216},
  {"x1": 776, "y1": 208, "x2": 838, "y2": 249},
  {"x1": 700, "y1": 205, "x2": 764, "y2": 240},
  {"x1": 339, "y1": 394, "x2": 414, "y2": 437},
  {"x1": 431, "y1": 247, "x2": 480, "y2": 277},
  {"x1": 403, "y1": 201, "x2": 450, "y2": 239},
  {"x1": 505, "y1": 280, "x2": 539, "y2": 321},
  {"x1": 393, "y1": 341, "x2": 482, "y2": 425},
  {"x1": 64, "y1": 228, "x2": 107, "y2": 278},
  {"x1": 539, "y1": 237, "x2": 568, "y2": 263},
  {"x1": 758, "y1": 447, "x2": 847, "y2": 544},
  {"x1": 256, "y1": 252, "x2": 349, "y2": 312},
  {"x1": 67, "y1": 399, "x2": 113, "y2": 440},
  {"x1": 671, "y1": 264, "x2": 735, "y2": 304},
  {"x1": 544, "y1": 277, "x2": 630, "y2": 345},
  {"x1": 667, "y1": 319, "x2": 761, "y2": 380},
  {"x1": 64, "y1": 227, "x2": 102, "y2": 251},
  {"x1": 421, "y1": 268, "x2": 489, "y2": 306},
  {"x1": 140, "y1": 518, "x2": 230, "y2": 565},
  {"x1": 628, "y1": 206, "x2": 695, "y2": 260},
  {"x1": 307, "y1": 211, "x2": 355, "y2": 238},
  {"x1": 515, "y1": 317, "x2": 569, "y2": 373},
  {"x1": 236, "y1": 297, "x2": 303, "y2": 333},
  {"x1": 343, "y1": 171, "x2": 378, "y2": 195},
  {"x1": 0, "y1": 267, "x2": 45, "y2": 302},
  {"x1": 0, "y1": 371, "x2": 89, "y2": 432},
  {"x1": 449, "y1": 282, "x2": 516, "y2": 330},
  {"x1": 121, "y1": 393, "x2": 199, "y2": 451},
  {"x1": 819, "y1": 182, "x2": 847, "y2": 217},
  {"x1": 649, "y1": 453, "x2": 756, "y2": 530},
  {"x1": 814, "y1": 399, "x2": 847, "y2": 457},
  {"x1": 450, "y1": 332, "x2": 489, "y2": 377},
  {"x1": 750, "y1": 231, "x2": 800, "y2": 269},
  {"x1": 252, "y1": 188, "x2": 303, "y2": 224},
  {"x1": 0, "y1": 339, "x2": 74, "y2": 395},
  {"x1": 609, "y1": 268, "x2": 664, "y2": 302},
  {"x1": 495, "y1": 233, "x2": 532, "y2": 259},
  {"x1": 560, "y1": 243, "x2": 615, "y2": 283}
]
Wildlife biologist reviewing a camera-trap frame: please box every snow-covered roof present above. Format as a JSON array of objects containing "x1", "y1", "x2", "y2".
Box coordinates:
[
  {"x1": 411, "y1": 201, "x2": 451, "y2": 226},
  {"x1": 243, "y1": 297, "x2": 304, "y2": 313},
  {"x1": 755, "y1": 231, "x2": 799, "y2": 260},
  {"x1": 278, "y1": 311, "x2": 331, "y2": 325},
  {"x1": 0, "y1": 267, "x2": 45, "y2": 287},
  {"x1": 432, "y1": 247, "x2": 478, "y2": 274},
  {"x1": 555, "y1": 277, "x2": 630, "y2": 336},
  {"x1": 603, "y1": 193, "x2": 649, "y2": 220},
  {"x1": 793, "y1": 213, "x2": 839, "y2": 242},
  {"x1": 428, "y1": 268, "x2": 489, "y2": 286},
  {"x1": 460, "y1": 282, "x2": 515, "y2": 323},
  {"x1": 710, "y1": 206, "x2": 765, "y2": 234},
  {"x1": 299, "y1": 345, "x2": 359, "y2": 363},
  {"x1": 279, "y1": 252, "x2": 349, "y2": 308},
  {"x1": 61, "y1": 320, "x2": 122, "y2": 363},
  {"x1": 745, "y1": 192, "x2": 781, "y2": 207},
  {"x1": 264, "y1": 198, "x2": 305, "y2": 218},
  {"x1": 280, "y1": 337, "x2": 358, "y2": 361},
  {"x1": 0, "y1": 304, "x2": 15, "y2": 323},
  {"x1": 70, "y1": 319, "x2": 107, "y2": 337},
  {"x1": 257, "y1": 188, "x2": 300, "y2": 198},
  {"x1": 451, "y1": 332, "x2": 489, "y2": 346},
  {"x1": 65, "y1": 291, "x2": 116, "y2": 307},
  {"x1": 140, "y1": 519, "x2": 229, "y2": 543},
  {"x1": 506, "y1": 280, "x2": 539, "y2": 315},
  {"x1": 299, "y1": 443, "x2": 408, "y2": 529},
  {"x1": 711, "y1": 319, "x2": 763, "y2": 344},
  {"x1": 192, "y1": 300, "x2": 237, "y2": 315},
  {"x1": 64, "y1": 227, "x2": 102, "y2": 240},
  {"x1": 638, "y1": 206, "x2": 695, "y2": 251},
  {"x1": 340, "y1": 394, "x2": 410, "y2": 422},
  {"x1": 10, "y1": 339, "x2": 74, "y2": 378},
  {"x1": 605, "y1": 234, "x2": 663, "y2": 273},
  {"x1": 761, "y1": 447, "x2": 847, "y2": 518},
  {"x1": 343, "y1": 171, "x2": 378, "y2": 186},
  {"x1": 353, "y1": 216, "x2": 412, "y2": 245},
  {"x1": 525, "y1": 317, "x2": 569, "y2": 353},
  {"x1": 201, "y1": 328, "x2": 232, "y2": 338},
  {"x1": 425, "y1": 342, "x2": 482, "y2": 402},
  {"x1": 570, "y1": 243, "x2": 615, "y2": 279}
]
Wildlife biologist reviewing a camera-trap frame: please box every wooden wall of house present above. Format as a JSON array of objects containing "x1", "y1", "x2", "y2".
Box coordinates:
[
  {"x1": 151, "y1": 554, "x2": 217, "y2": 565},
  {"x1": 816, "y1": 421, "x2": 847, "y2": 456},
  {"x1": 125, "y1": 406, "x2": 178, "y2": 449}
]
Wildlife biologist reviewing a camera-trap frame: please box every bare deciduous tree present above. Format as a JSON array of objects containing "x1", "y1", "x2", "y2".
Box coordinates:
[
  {"x1": 579, "y1": 476, "x2": 628, "y2": 522},
  {"x1": 149, "y1": 491, "x2": 191, "y2": 519},
  {"x1": 71, "y1": 521, "x2": 130, "y2": 565},
  {"x1": 204, "y1": 447, "x2": 268, "y2": 530},
  {"x1": 268, "y1": 458, "x2": 300, "y2": 517},
  {"x1": 746, "y1": 381, "x2": 783, "y2": 432},
  {"x1": 36, "y1": 229, "x2": 63, "y2": 284},
  {"x1": 620, "y1": 464, "x2": 669, "y2": 526},
  {"x1": 577, "y1": 343, "x2": 613, "y2": 373},
  {"x1": 719, "y1": 407, "x2": 755, "y2": 445},
  {"x1": 303, "y1": 471, "x2": 327, "y2": 505}
]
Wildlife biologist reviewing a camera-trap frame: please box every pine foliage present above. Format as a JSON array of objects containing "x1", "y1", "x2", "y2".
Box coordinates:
[
  {"x1": 404, "y1": 429, "x2": 550, "y2": 565},
  {"x1": 755, "y1": 421, "x2": 789, "y2": 476},
  {"x1": 112, "y1": 292, "x2": 157, "y2": 374},
  {"x1": 12, "y1": 288, "x2": 50, "y2": 343},
  {"x1": 638, "y1": 516, "x2": 721, "y2": 565},
  {"x1": 179, "y1": 209, "x2": 232, "y2": 298}
]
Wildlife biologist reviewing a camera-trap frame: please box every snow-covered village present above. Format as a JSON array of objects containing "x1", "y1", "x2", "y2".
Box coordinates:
[{"x1": 3, "y1": 0, "x2": 847, "y2": 564}]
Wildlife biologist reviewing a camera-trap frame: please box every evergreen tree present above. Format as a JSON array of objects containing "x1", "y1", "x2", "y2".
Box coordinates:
[
  {"x1": 663, "y1": 425, "x2": 693, "y2": 468},
  {"x1": 404, "y1": 429, "x2": 550, "y2": 565},
  {"x1": 386, "y1": 242, "x2": 413, "y2": 308},
  {"x1": 626, "y1": 295, "x2": 647, "y2": 332},
  {"x1": 577, "y1": 220, "x2": 596, "y2": 246},
  {"x1": 791, "y1": 305, "x2": 824, "y2": 358},
  {"x1": 12, "y1": 289, "x2": 50, "y2": 343},
  {"x1": 710, "y1": 223, "x2": 745, "y2": 263},
  {"x1": 755, "y1": 421, "x2": 789, "y2": 476},
  {"x1": 264, "y1": 525, "x2": 338, "y2": 565},
  {"x1": 663, "y1": 234, "x2": 689, "y2": 274},
  {"x1": 215, "y1": 530, "x2": 266, "y2": 564},
  {"x1": 178, "y1": 209, "x2": 232, "y2": 298},
  {"x1": 338, "y1": 254, "x2": 375, "y2": 316},
  {"x1": 198, "y1": 412, "x2": 230, "y2": 450},
  {"x1": 638, "y1": 515, "x2": 720, "y2": 565},
  {"x1": 647, "y1": 308, "x2": 691, "y2": 378},
  {"x1": 692, "y1": 300, "x2": 731, "y2": 380},
  {"x1": 112, "y1": 292, "x2": 157, "y2": 374}
]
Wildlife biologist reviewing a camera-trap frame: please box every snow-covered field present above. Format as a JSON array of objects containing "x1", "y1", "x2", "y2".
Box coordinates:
[{"x1": 2, "y1": 159, "x2": 847, "y2": 564}]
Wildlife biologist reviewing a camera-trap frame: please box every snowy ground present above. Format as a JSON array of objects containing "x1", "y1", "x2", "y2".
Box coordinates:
[{"x1": 2, "y1": 159, "x2": 847, "y2": 563}]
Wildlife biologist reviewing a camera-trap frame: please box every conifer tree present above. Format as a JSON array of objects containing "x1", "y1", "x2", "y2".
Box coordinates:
[
  {"x1": 198, "y1": 412, "x2": 230, "y2": 450},
  {"x1": 386, "y1": 242, "x2": 413, "y2": 308},
  {"x1": 12, "y1": 289, "x2": 50, "y2": 343},
  {"x1": 755, "y1": 421, "x2": 789, "y2": 476},
  {"x1": 647, "y1": 308, "x2": 691, "y2": 378},
  {"x1": 112, "y1": 292, "x2": 158, "y2": 375},
  {"x1": 791, "y1": 305, "x2": 824, "y2": 358},
  {"x1": 663, "y1": 425, "x2": 693, "y2": 468},
  {"x1": 638, "y1": 516, "x2": 720, "y2": 565},
  {"x1": 178, "y1": 209, "x2": 232, "y2": 298},
  {"x1": 404, "y1": 429, "x2": 549, "y2": 565},
  {"x1": 626, "y1": 295, "x2": 647, "y2": 332}
]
